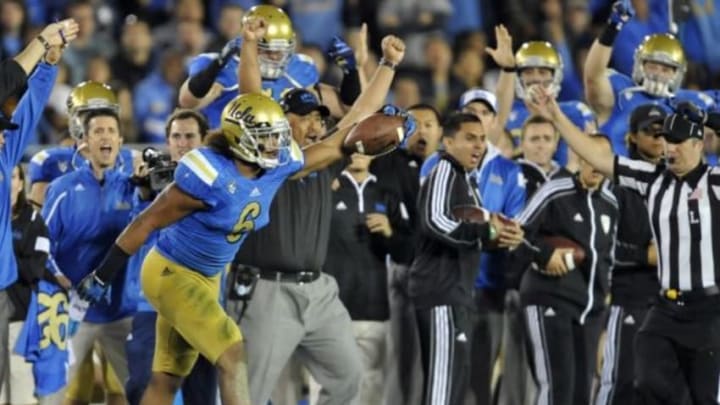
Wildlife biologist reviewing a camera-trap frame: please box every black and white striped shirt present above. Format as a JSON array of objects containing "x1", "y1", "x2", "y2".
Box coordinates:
[{"x1": 614, "y1": 156, "x2": 720, "y2": 292}]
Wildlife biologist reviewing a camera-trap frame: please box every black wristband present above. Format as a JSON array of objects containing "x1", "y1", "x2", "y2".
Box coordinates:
[
  {"x1": 187, "y1": 59, "x2": 223, "y2": 99},
  {"x1": 339, "y1": 68, "x2": 361, "y2": 105},
  {"x1": 379, "y1": 58, "x2": 397, "y2": 70},
  {"x1": 501, "y1": 65, "x2": 517, "y2": 73},
  {"x1": 94, "y1": 243, "x2": 131, "y2": 284},
  {"x1": 598, "y1": 23, "x2": 621, "y2": 47}
]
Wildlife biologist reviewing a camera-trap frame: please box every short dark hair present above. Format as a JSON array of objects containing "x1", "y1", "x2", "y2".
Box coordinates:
[
  {"x1": 82, "y1": 109, "x2": 120, "y2": 135},
  {"x1": 442, "y1": 112, "x2": 481, "y2": 138},
  {"x1": 408, "y1": 103, "x2": 443, "y2": 124},
  {"x1": 521, "y1": 115, "x2": 558, "y2": 140},
  {"x1": 165, "y1": 109, "x2": 209, "y2": 140}
]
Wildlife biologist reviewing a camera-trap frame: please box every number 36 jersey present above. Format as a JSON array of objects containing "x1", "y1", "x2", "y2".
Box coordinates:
[{"x1": 155, "y1": 145, "x2": 304, "y2": 276}]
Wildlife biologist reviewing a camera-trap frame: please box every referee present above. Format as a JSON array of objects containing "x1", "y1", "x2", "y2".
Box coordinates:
[{"x1": 529, "y1": 86, "x2": 720, "y2": 404}]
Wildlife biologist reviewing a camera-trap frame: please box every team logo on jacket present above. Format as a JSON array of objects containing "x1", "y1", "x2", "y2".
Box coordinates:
[
  {"x1": 58, "y1": 161, "x2": 68, "y2": 173},
  {"x1": 600, "y1": 214, "x2": 611, "y2": 234}
]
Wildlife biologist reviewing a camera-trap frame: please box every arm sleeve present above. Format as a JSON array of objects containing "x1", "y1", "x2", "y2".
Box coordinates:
[
  {"x1": 1, "y1": 62, "x2": 57, "y2": 166},
  {"x1": 613, "y1": 155, "x2": 662, "y2": 198},
  {"x1": 419, "y1": 152, "x2": 439, "y2": 185},
  {"x1": 418, "y1": 160, "x2": 489, "y2": 248},
  {"x1": 40, "y1": 181, "x2": 67, "y2": 275},
  {"x1": 0, "y1": 59, "x2": 27, "y2": 104}
]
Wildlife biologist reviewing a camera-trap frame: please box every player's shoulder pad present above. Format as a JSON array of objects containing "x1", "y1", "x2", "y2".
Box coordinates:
[{"x1": 178, "y1": 148, "x2": 220, "y2": 187}]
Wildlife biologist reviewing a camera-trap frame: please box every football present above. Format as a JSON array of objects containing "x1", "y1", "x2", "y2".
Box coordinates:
[
  {"x1": 343, "y1": 113, "x2": 406, "y2": 156},
  {"x1": 542, "y1": 236, "x2": 586, "y2": 270}
]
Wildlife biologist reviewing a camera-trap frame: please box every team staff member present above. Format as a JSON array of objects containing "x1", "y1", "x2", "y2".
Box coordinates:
[
  {"x1": 377, "y1": 103, "x2": 442, "y2": 405},
  {"x1": 324, "y1": 152, "x2": 411, "y2": 405},
  {"x1": 1, "y1": 165, "x2": 50, "y2": 404},
  {"x1": 231, "y1": 19, "x2": 410, "y2": 405},
  {"x1": 28, "y1": 81, "x2": 139, "y2": 208},
  {"x1": 410, "y1": 112, "x2": 524, "y2": 405},
  {"x1": 510, "y1": 134, "x2": 618, "y2": 405},
  {"x1": 0, "y1": 45, "x2": 60, "y2": 395},
  {"x1": 594, "y1": 104, "x2": 662, "y2": 405},
  {"x1": 529, "y1": 82, "x2": 720, "y2": 404},
  {"x1": 41, "y1": 108, "x2": 137, "y2": 405},
  {"x1": 124, "y1": 109, "x2": 216, "y2": 405}
]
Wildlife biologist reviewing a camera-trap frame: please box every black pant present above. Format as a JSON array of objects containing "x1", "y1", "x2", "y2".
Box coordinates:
[
  {"x1": 595, "y1": 304, "x2": 650, "y2": 405},
  {"x1": 468, "y1": 289, "x2": 505, "y2": 405},
  {"x1": 416, "y1": 305, "x2": 471, "y2": 405},
  {"x1": 635, "y1": 298, "x2": 720, "y2": 405},
  {"x1": 523, "y1": 304, "x2": 603, "y2": 405}
]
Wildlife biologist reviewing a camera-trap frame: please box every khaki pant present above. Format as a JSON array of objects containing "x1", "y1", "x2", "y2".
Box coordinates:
[{"x1": 0, "y1": 322, "x2": 36, "y2": 405}]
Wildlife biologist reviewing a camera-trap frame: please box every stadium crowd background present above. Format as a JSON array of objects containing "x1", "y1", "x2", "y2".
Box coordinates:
[{"x1": 1, "y1": 0, "x2": 719, "y2": 152}]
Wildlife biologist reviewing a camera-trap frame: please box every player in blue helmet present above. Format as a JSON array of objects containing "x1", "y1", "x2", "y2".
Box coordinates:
[
  {"x1": 178, "y1": 5, "x2": 363, "y2": 129},
  {"x1": 28, "y1": 81, "x2": 139, "y2": 207},
  {"x1": 489, "y1": 25, "x2": 596, "y2": 171},
  {"x1": 76, "y1": 32, "x2": 409, "y2": 405},
  {"x1": 583, "y1": 1, "x2": 715, "y2": 157}
]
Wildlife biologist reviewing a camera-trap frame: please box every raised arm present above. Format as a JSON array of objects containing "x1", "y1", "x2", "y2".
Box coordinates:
[
  {"x1": 2, "y1": 52, "x2": 60, "y2": 166},
  {"x1": 528, "y1": 85, "x2": 615, "y2": 177},
  {"x1": 11, "y1": 19, "x2": 77, "y2": 77},
  {"x1": 486, "y1": 24, "x2": 516, "y2": 142},
  {"x1": 293, "y1": 36, "x2": 406, "y2": 178},
  {"x1": 584, "y1": 1, "x2": 633, "y2": 123},
  {"x1": 238, "y1": 17, "x2": 265, "y2": 94},
  {"x1": 179, "y1": 38, "x2": 242, "y2": 109}
]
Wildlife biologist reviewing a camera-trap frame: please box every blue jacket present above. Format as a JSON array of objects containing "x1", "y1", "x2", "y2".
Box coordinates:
[
  {"x1": 42, "y1": 166, "x2": 136, "y2": 323},
  {"x1": 421, "y1": 145, "x2": 527, "y2": 289},
  {"x1": 0, "y1": 62, "x2": 57, "y2": 290}
]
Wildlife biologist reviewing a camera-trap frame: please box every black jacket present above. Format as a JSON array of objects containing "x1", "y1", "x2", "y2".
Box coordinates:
[
  {"x1": 7, "y1": 203, "x2": 51, "y2": 321},
  {"x1": 612, "y1": 185, "x2": 659, "y2": 307},
  {"x1": 511, "y1": 176, "x2": 619, "y2": 321},
  {"x1": 323, "y1": 172, "x2": 411, "y2": 321},
  {"x1": 517, "y1": 158, "x2": 572, "y2": 200},
  {"x1": 370, "y1": 148, "x2": 423, "y2": 265},
  {"x1": 409, "y1": 153, "x2": 492, "y2": 310}
]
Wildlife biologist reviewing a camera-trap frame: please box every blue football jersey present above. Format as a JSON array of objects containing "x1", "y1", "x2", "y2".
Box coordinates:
[
  {"x1": 188, "y1": 52, "x2": 320, "y2": 129},
  {"x1": 600, "y1": 71, "x2": 715, "y2": 156},
  {"x1": 155, "y1": 145, "x2": 304, "y2": 276},
  {"x1": 705, "y1": 89, "x2": 720, "y2": 111},
  {"x1": 507, "y1": 99, "x2": 596, "y2": 166},
  {"x1": 14, "y1": 280, "x2": 69, "y2": 396},
  {"x1": 29, "y1": 146, "x2": 137, "y2": 184}
]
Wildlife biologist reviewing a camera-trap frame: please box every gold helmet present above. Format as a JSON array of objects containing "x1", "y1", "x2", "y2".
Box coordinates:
[
  {"x1": 66, "y1": 81, "x2": 120, "y2": 140},
  {"x1": 242, "y1": 5, "x2": 295, "y2": 79},
  {"x1": 221, "y1": 93, "x2": 292, "y2": 168},
  {"x1": 514, "y1": 41, "x2": 564, "y2": 100},
  {"x1": 632, "y1": 34, "x2": 686, "y2": 96}
]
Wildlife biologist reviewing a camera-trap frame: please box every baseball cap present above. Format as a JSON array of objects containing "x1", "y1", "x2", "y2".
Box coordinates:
[
  {"x1": 659, "y1": 113, "x2": 704, "y2": 143},
  {"x1": 0, "y1": 112, "x2": 18, "y2": 131},
  {"x1": 629, "y1": 104, "x2": 667, "y2": 133},
  {"x1": 280, "y1": 89, "x2": 330, "y2": 117},
  {"x1": 459, "y1": 88, "x2": 497, "y2": 114}
]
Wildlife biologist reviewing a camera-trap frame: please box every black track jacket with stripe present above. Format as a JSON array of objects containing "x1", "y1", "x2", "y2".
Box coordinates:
[
  {"x1": 408, "y1": 153, "x2": 492, "y2": 310},
  {"x1": 510, "y1": 176, "x2": 619, "y2": 322}
]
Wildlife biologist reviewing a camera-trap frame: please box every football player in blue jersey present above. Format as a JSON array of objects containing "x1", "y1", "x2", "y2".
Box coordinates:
[
  {"x1": 491, "y1": 24, "x2": 596, "y2": 170},
  {"x1": 584, "y1": 1, "x2": 715, "y2": 157},
  {"x1": 76, "y1": 33, "x2": 407, "y2": 405},
  {"x1": 178, "y1": 5, "x2": 362, "y2": 129},
  {"x1": 28, "y1": 81, "x2": 139, "y2": 208}
]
